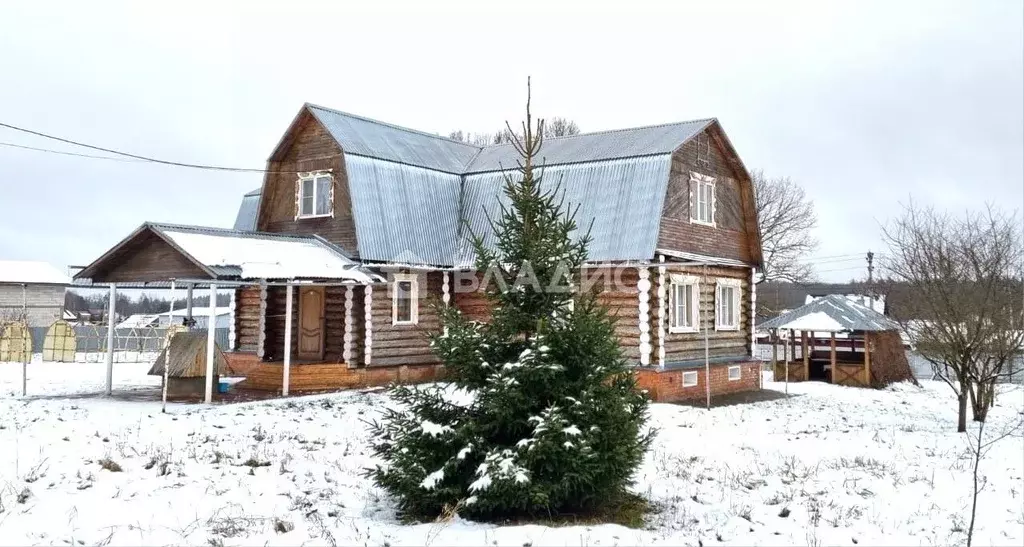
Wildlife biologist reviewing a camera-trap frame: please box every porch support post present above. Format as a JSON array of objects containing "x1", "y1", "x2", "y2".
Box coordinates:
[
  {"x1": 343, "y1": 285, "x2": 354, "y2": 366},
  {"x1": 163, "y1": 280, "x2": 176, "y2": 412},
  {"x1": 204, "y1": 283, "x2": 217, "y2": 404},
  {"x1": 830, "y1": 332, "x2": 837, "y2": 384},
  {"x1": 186, "y1": 284, "x2": 194, "y2": 325},
  {"x1": 105, "y1": 283, "x2": 116, "y2": 396},
  {"x1": 283, "y1": 283, "x2": 293, "y2": 396},
  {"x1": 637, "y1": 267, "x2": 651, "y2": 366},
  {"x1": 228, "y1": 288, "x2": 236, "y2": 350},
  {"x1": 802, "y1": 331, "x2": 809, "y2": 381},
  {"x1": 784, "y1": 330, "x2": 790, "y2": 395},
  {"x1": 364, "y1": 285, "x2": 373, "y2": 366},
  {"x1": 657, "y1": 256, "x2": 666, "y2": 368},
  {"x1": 864, "y1": 332, "x2": 872, "y2": 387}
]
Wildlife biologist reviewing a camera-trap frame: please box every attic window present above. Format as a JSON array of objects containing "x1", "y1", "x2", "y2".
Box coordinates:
[
  {"x1": 296, "y1": 173, "x2": 333, "y2": 219},
  {"x1": 690, "y1": 172, "x2": 716, "y2": 227}
]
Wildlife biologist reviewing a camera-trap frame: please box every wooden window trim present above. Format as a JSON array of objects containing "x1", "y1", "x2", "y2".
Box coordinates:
[
  {"x1": 682, "y1": 370, "x2": 698, "y2": 387},
  {"x1": 295, "y1": 171, "x2": 335, "y2": 220},
  {"x1": 668, "y1": 273, "x2": 700, "y2": 334},
  {"x1": 715, "y1": 278, "x2": 741, "y2": 331},
  {"x1": 689, "y1": 172, "x2": 717, "y2": 227},
  {"x1": 728, "y1": 365, "x2": 741, "y2": 381},
  {"x1": 391, "y1": 273, "x2": 419, "y2": 326}
]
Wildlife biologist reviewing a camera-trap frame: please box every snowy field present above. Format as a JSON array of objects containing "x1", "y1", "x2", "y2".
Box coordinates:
[{"x1": 1, "y1": 359, "x2": 1022, "y2": 546}]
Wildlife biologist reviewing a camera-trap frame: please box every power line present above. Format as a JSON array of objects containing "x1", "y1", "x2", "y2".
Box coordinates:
[
  {"x1": 0, "y1": 121, "x2": 290, "y2": 174},
  {"x1": 0, "y1": 141, "x2": 141, "y2": 162}
]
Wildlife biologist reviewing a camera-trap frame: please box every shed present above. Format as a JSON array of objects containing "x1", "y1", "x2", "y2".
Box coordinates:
[
  {"x1": 759, "y1": 294, "x2": 914, "y2": 388},
  {"x1": 149, "y1": 331, "x2": 230, "y2": 399}
]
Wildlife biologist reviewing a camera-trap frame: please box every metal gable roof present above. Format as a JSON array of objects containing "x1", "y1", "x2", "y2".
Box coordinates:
[
  {"x1": 306, "y1": 104, "x2": 480, "y2": 174},
  {"x1": 232, "y1": 188, "x2": 261, "y2": 231},
  {"x1": 759, "y1": 294, "x2": 898, "y2": 333},
  {"x1": 456, "y1": 156, "x2": 673, "y2": 266},
  {"x1": 464, "y1": 119, "x2": 713, "y2": 173}
]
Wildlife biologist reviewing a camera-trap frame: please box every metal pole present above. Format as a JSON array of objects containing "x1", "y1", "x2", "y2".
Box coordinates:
[
  {"x1": 283, "y1": 283, "x2": 293, "y2": 396},
  {"x1": 162, "y1": 280, "x2": 175, "y2": 413},
  {"x1": 784, "y1": 330, "x2": 790, "y2": 396},
  {"x1": 21, "y1": 284, "x2": 27, "y2": 396},
  {"x1": 186, "y1": 284, "x2": 194, "y2": 326},
  {"x1": 105, "y1": 284, "x2": 116, "y2": 396},
  {"x1": 703, "y1": 265, "x2": 711, "y2": 410},
  {"x1": 204, "y1": 284, "x2": 217, "y2": 404}
]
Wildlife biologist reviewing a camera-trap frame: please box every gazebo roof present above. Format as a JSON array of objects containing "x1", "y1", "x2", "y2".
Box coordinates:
[{"x1": 759, "y1": 294, "x2": 897, "y2": 333}]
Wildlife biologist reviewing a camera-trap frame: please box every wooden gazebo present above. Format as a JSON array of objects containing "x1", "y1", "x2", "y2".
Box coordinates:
[{"x1": 759, "y1": 295, "x2": 914, "y2": 388}]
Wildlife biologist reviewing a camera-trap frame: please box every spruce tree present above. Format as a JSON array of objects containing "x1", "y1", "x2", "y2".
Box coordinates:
[{"x1": 370, "y1": 81, "x2": 652, "y2": 522}]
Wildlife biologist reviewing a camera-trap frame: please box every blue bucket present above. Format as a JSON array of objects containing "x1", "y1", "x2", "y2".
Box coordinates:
[{"x1": 218, "y1": 381, "x2": 230, "y2": 394}]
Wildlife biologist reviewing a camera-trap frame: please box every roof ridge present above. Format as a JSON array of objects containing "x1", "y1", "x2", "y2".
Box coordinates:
[
  {"x1": 478, "y1": 117, "x2": 718, "y2": 149},
  {"x1": 306, "y1": 103, "x2": 485, "y2": 151},
  {"x1": 147, "y1": 222, "x2": 323, "y2": 242}
]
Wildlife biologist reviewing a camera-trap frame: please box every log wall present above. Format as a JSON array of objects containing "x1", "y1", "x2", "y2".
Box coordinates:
[{"x1": 369, "y1": 271, "x2": 443, "y2": 367}]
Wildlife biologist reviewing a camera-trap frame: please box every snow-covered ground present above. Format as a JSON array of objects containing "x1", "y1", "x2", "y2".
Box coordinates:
[{"x1": 1, "y1": 359, "x2": 1022, "y2": 546}]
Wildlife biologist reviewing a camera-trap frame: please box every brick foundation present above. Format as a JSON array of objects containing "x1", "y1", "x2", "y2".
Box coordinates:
[{"x1": 634, "y1": 362, "x2": 761, "y2": 402}]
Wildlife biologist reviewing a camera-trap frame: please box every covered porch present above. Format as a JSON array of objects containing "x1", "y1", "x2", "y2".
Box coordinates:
[
  {"x1": 759, "y1": 294, "x2": 912, "y2": 389},
  {"x1": 73, "y1": 222, "x2": 382, "y2": 403}
]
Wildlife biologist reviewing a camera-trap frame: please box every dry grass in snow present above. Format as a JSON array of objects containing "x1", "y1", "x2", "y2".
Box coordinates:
[{"x1": 0, "y1": 360, "x2": 1022, "y2": 546}]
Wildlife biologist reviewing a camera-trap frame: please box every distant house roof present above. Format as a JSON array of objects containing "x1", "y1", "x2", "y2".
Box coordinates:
[
  {"x1": 116, "y1": 314, "x2": 160, "y2": 329},
  {"x1": 243, "y1": 104, "x2": 759, "y2": 267},
  {"x1": 75, "y1": 223, "x2": 382, "y2": 284},
  {"x1": 759, "y1": 294, "x2": 898, "y2": 333},
  {"x1": 0, "y1": 261, "x2": 70, "y2": 285}
]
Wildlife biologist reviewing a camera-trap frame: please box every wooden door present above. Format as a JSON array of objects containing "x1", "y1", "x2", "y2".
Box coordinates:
[{"x1": 298, "y1": 286, "x2": 325, "y2": 360}]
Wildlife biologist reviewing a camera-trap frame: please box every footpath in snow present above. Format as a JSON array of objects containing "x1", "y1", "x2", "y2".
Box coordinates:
[{"x1": 1, "y1": 360, "x2": 1022, "y2": 546}]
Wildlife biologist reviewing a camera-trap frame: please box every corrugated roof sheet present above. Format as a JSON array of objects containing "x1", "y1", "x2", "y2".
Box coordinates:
[
  {"x1": 759, "y1": 294, "x2": 897, "y2": 333},
  {"x1": 307, "y1": 104, "x2": 480, "y2": 174},
  {"x1": 232, "y1": 189, "x2": 261, "y2": 231},
  {"x1": 456, "y1": 156, "x2": 672, "y2": 266},
  {"x1": 465, "y1": 119, "x2": 713, "y2": 173},
  {"x1": 345, "y1": 155, "x2": 462, "y2": 266}
]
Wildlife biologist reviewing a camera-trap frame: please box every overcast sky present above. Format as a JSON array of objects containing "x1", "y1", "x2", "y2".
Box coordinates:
[{"x1": 0, "y1": 0, "x2": 1021, "y2": 283}]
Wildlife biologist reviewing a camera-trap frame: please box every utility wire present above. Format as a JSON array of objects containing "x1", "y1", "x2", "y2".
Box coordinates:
[
  {"x1": 0, "y1": 141, "x2": 141, "y2": 162},
  {"x1": 0, "y1": 121, "x2": 294, "y2": 174}
]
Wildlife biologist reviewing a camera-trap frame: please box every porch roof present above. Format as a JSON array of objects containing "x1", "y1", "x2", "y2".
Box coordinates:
[{"x1": 74, "y1": 222, "x2": 382, "y2": 284}]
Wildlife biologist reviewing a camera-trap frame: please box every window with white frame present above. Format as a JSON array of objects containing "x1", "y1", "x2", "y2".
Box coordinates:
[
  {"x1": 296, "y1": 172, "x2": 333, "y2": 218},
  {"x1": 691, "y1": 172, "x2": 716, "y2": 226},
  {"x1": 682, "y1": 371, "x2": 698, "y2": 387},
  {"x1": 392, "y1": 273, "x2": 419, "y2": 325},
  {"x1": 669, "y1": 274, "x2": 700, "y2": 333},
  {"x1": 715, "y1": 279, "x2": 741, "y2": 330},
  {"x1": 728, "y1": 365, "x2": 741, "y2": 381}
]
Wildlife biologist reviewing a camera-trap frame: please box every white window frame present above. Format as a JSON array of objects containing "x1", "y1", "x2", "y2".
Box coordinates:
[
  {"x1": 690, "y1": 172, "x2": 717, "y2": 227},
  {"x1": 715, "y1": 278, "x2": 741, "y2": 331},
  {"x1": 295, "y1": 171, "x2": 334, "y2": 220},
  {"x1": 682, "y1": 371, "x2": 698, "y2": 387},
  {"x1": 668, "y1": 274, "x2": 700, "y2": 334},
  {"x1": 391, "y1": 273, "x2": 419, "y2": 325},
  {"x1": 728, "y1": 365, "x2": 741, "y2": 381}
]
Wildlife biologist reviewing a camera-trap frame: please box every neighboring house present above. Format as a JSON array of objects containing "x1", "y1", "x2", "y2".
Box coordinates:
[
  {"x1": 0, "y1": 261, "x2": 70, "y2": 327},
  {"x1": 74, "y1": 103, "x2": 764, "y2": 402},
  {"x1": 116, "y1": 308, "x2": 232, "y2": 330}
]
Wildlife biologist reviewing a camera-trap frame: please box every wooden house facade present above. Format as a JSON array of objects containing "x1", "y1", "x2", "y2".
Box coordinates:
[{"x1": 75, "y1": 103, "x2": 764, "y2": 402}]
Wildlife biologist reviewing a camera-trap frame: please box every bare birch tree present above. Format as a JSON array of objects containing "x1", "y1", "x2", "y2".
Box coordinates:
[
  {"x1": 881, "y1": 202, "x2": 1023, "y2": 432},
  {"x1": 449, "y1": 116, "x2": 580, "y2": 146},
  {"x1": 751, "y1": 169, "x2": 818, "y2": 284}
]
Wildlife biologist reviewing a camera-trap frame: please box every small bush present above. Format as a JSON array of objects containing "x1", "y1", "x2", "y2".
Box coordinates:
[{"x1": 98, "y1": 457, "x2": 123, "y2": 472}]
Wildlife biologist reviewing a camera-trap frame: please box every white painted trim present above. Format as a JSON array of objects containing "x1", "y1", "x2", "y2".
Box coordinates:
[
  {"x1": 668, "y1": 274, "x2": 700, "y2": 334},
  {"x1": 637, "y1": 267, "x2": 651, "y2": 366},
  {"x1": 391, "y1": 273, "x2": 420, "y2": 325},
  {"x1": 295, "y1": 171, "x2": 334, "y2": 219},
  {"x1": 683, "y1": 370, "x2": 698, "y2": 387},
  {"x1": 715, "y1": 278, "x2": 742, "y2": 331},
  {"x1": 728, "y1": 365, "x2": 741, "y2": 381},
  {"x1": 228, "y1": 288, "x2": 237, "y2": 350},
  {"x1": 750, "y1": 267, "x2": 757, "y2": 356},
  {"x1": 657, "y1": 257, "x2": 666, "y2": 368},
  {"x1": 257, "y1": 282, "x2": 267, "y2": 358},
  {"x1": 343, "y1": 285, "x2": 354, "y2": 365},
  {"x1": 364, "y1": 285, "x2": 373, "y2": 365},
  {"x1": 689, "y1": 172, "x2": 717, "y2": 227}
]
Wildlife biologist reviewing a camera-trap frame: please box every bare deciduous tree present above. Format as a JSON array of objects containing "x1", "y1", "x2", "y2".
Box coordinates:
[
  {"x1": 751, "y1": 169, "x2": 818, "y2": 284},
  {"x1": 881, "y1": 202, "x2": 1023, "y2": 432},
  {"x1": 449, "y1": 116, "x2": 580, "y2": 146}
]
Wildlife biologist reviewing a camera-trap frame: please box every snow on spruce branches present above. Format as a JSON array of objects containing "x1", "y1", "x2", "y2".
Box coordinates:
[{"x1": 368, "y1": 80, "x2": 652, "y2": 521}]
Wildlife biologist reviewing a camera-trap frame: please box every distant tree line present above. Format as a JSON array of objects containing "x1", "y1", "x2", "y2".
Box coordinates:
[
  {"x1": 448, "y1": 116, "x2": 580, "y2": 146},
  {"x1": 64, "y1": 291, "x2": 231, "y2": 317}
]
